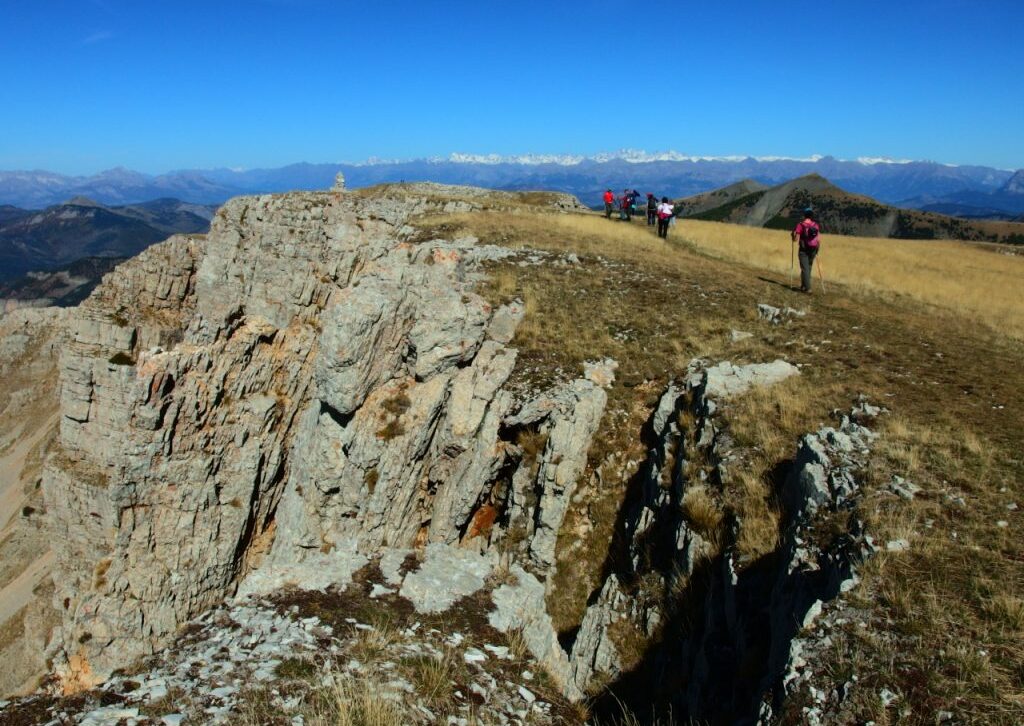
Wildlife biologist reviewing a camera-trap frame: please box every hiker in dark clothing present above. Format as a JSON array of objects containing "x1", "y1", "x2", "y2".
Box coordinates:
[
  {"x1": 656, "y1": 197, "x2": 674, "y2": 238},
  {"x1": 646, "y1": 193, "x2": 657, "y2": 225},
  {"x1": 603, "y1": 189, "x2": 615, "y2": 218},
  {"x1": 792, "y1": 207, "x2": 821, "y2": 292},
  {"x1": 630, "y1": 189, "x2": 641, "y2": 218}
]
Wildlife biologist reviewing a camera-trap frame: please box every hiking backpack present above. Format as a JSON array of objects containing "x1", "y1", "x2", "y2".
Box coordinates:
[{"x1": 800, "y1": 221, "x2": 820, "y2": 248}]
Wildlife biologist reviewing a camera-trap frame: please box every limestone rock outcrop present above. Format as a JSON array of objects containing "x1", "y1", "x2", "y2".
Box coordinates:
[
  {"x1": 3, "y1": 179, "x2": 876, "y2": 723},
  {"x1": 40, "y1": 185, "x2": 605, "y2": 691}
]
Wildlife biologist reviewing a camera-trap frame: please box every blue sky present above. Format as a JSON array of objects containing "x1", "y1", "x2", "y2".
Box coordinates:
[{"x1": 1, "y1": 0, "x2": 1022, "y2": 174}]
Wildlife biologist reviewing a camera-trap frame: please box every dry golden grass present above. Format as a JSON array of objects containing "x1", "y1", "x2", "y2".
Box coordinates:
[
  {"x1": 677, "y1": 219, "x2": 1024, "y2": 338},
  {"x1": 679, "y1": 486, "x2": 723, "y2": 543},
  {"x1": 414, "y1": 207, "x2": 1024, "y2": 723},
  {"x1": 348, "y1": 620, "x2": 399, "y2": 665},
  {"x1": 399, "y1": 649, "x2": 461, "y2": 713},
  {"x1": 304, "y1": 675, "x2": 407, "y2": 726}
]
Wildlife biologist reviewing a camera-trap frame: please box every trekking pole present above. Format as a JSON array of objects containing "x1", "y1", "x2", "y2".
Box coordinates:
[
  {"x1": 790, "y1": 241, "x2": 795, "y2": 286},
  {"x1": 816, "y1": 255, "x2": 827, "y2": 294}
]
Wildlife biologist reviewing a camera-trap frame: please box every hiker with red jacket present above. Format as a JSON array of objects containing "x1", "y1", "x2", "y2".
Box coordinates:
[
  {"x1": 603, "y1": 189, "x2": 615, "y2": 218},
  {"x1": 792, "y1": 207, "x2": 821, "y2": 293},
  {"x1": 620, "y1": 189, "x2": 632, "y2": 220}
]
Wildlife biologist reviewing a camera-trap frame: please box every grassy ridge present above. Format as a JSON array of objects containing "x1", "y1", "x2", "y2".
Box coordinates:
[
  {"x1": 677, "y1": 218, "x2": 1024, "y2": 338},
  {"x1": 415, "y1": 207, "x2": 1024, "y2": 723}
]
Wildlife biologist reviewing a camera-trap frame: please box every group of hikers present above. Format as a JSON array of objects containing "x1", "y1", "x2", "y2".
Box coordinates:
[
  {"x1": 600, "y1": 188, "x2": 825, "y2": 294},
  {"x1": 602, "y1": 188, "x2": 675, "y2": 239}
]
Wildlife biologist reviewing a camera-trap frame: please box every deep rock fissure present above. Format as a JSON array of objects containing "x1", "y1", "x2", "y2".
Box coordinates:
[{"x1": 579, "y1": 365, "x2": 879, "y2": 724}]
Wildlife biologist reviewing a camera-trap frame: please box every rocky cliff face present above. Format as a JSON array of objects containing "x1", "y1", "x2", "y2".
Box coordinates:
[
  {"x1": 0, "y1": 307, "x2": 65, "y2": 697},
  {"x1": 41, "y1": 185, "x2": 605, "y2": 691},
  {"x1": 568, "y1": 361, "x2": 879, "y2": 723},
  {"x1": 0, "y1": 182, "x2": 883, "y2": 724}
]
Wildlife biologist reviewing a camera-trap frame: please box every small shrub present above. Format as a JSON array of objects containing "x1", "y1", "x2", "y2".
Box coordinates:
[
  {"x1": 515, "y1": 428, "x2": 548, "y2": 465},
  {"x1": 93, "y1": 558, "x2": 113, "y2": 590},
  {"x1": 364, "y1": 467, "x2": 379, "y2": 494},
  {"x1": 382, "y1": 393, "x2": 411, "y2": 416},
  {"x1": 275, "y1": 657, "x2": 318, "y2": 681},
  {"x1": 159, "y1": 328, "x2": 185, "y2": 349},
  {"x1": 376, "y1": 419, "x2": 406, "y2": 440}
]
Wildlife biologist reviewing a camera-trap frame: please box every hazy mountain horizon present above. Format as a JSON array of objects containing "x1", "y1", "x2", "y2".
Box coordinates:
[{"x1": 1, "y1": 151, "x2": 1021, "y2": 216}]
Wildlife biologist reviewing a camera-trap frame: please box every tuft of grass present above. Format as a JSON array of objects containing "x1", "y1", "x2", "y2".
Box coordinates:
[
  {"x1": 680, "y1": 486, "x2": 723, "y2": 543},
  {"x1": 984, "y1": 594, "x2": 1024, "y2": 632},
  {"x1": 304, "y1": 676, "x2": 407, "y2": 726},
  {"x1": 399, "y1": 650, "x2": 459, "y2": 713},
  {"x1": 505, "y1": 627, "x2": 530, "y2": 663},
  {"x1": 732, "y1": 471, "x2": 782, "y2": 559},
  {"x1": 515, "y1": 428, "x2": 548, "y2": 464},
  {"x1": 137, "y1": 686, "x2": 189, "y2": 718}
]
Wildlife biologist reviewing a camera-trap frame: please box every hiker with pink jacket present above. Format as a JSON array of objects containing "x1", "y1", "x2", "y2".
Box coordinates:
[{"x1": 792, "y1": 207, "x2": 821, "y2": 293}]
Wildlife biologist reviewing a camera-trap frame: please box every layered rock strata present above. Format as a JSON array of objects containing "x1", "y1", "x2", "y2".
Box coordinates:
[{"x1": 42, "y1": 186, "x2": 602, "y2": 689}]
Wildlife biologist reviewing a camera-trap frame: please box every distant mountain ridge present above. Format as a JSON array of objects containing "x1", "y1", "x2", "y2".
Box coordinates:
[
  {"x1": 898, "y1": 169, "x2": 1024, "y2": 218},
  {"x1": 0, "y1": 197, "x2": 215, "y2": 281},
  {"x1": 1, "y1": 153, "x2": 1018, "y2": 214},
  {"x1": 679, "y1": 174, "x2": 1024, "y2": 244}
]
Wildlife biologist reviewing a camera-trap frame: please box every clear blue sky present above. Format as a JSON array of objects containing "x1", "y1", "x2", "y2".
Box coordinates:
[{"x1": 2, "y1": 0, "x2": 1022, "y2": 174}]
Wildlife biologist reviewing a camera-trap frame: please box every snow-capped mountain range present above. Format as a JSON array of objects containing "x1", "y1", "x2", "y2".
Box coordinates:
[
  {"x1": 397, "y1": 150, "x2": 919, "y2": 166},
  {"x1": 1, "y1": 152, "x2": 1021, "y2": 215}
]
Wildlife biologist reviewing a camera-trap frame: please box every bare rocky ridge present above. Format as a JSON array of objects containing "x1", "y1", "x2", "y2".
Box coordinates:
[
  {"x1": 37, "y1": 185, "x2": 601, "y2": 692},
  {"x1": 0, "y1": 183, "x2": 880, "y2": 723}
]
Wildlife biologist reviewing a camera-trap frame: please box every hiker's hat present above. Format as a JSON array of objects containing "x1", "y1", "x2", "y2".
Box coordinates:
[{"x1": 803, "y1": 206, "x2": 814, "y2": 214}]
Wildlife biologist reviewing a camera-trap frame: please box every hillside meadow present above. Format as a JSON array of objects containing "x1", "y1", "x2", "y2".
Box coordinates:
[
  {"x1": 414, "y1": 206, "x2": 1024, "y2": 723},
  {"x1": 676, "y1": 218, "x2": 1024, "y2": 339}
]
